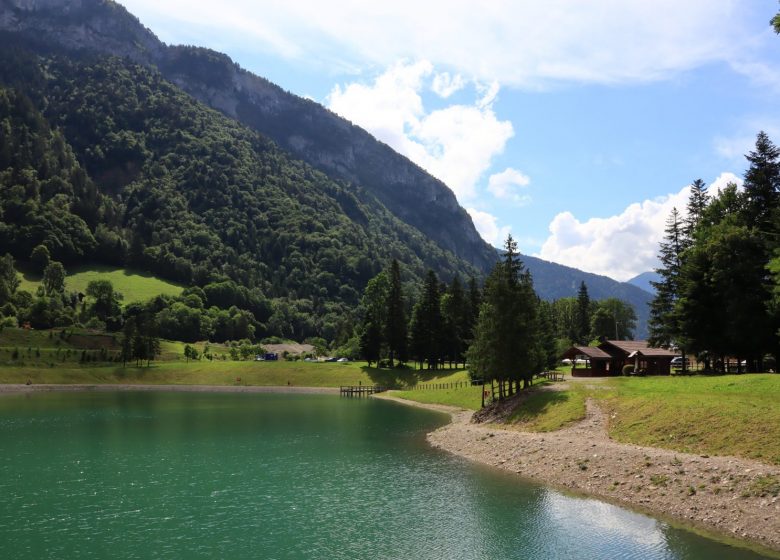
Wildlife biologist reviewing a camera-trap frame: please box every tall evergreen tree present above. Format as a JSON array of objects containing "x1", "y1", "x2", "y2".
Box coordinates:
[
  {"x1": 440, "y1": 276, "x2": 468, "y2": 367},
  {"x1": 384, "y1": 260, "x2": 407, "y2": 367},
  {"x1": 742, "y1": 131, "x2": 780, "y2": 236},
  {"x1": 467, "y1": 235, "x2": 542, "y2": 399},
  {"x1": 649, "y1": 208, "x2": 685, "y2": 348},
  {"x1": 417, "y1": 270, "x2": 443, "y2": 369},
  {"x1": 358, "y1": 313, "x2": 382, "y2": 367},
  {"x1": 575, "y1": 281, "x2": 591, "y2": 344},
  {"x1": 466, "y1": 276, "x2": 481, "y2": 342},
  {"x1": 684, "y1": 179, "x2": 709, "y2": 242}
]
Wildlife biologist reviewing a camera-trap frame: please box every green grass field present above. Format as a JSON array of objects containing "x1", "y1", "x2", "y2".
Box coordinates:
[
  {"x1": 599, "y1": 374, "x2": 780, "y2": 465},
  {"x1": 390, "y1": 370, "x2": 482, "y2": 410},
  {"x1": 17, "y1": 265, "x2": 184, "y2": 303},
  {"x1": 506, "y1": 388, "x2": 587, "y2": 431},
  {"x1": 389, "y1": 371, "x2": 780, "y2": 465},
  {"x1": 0, "y1": 360, "x2": 374, "y2": 387}
]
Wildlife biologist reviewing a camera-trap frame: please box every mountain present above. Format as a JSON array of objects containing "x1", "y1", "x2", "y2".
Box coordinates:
[
  {"x1": 520, "y1": 254, "x2": 653, "y2": 339},
  {"x1": 0, "y1": 0, "x2": 497, "y2": 272},
  {"x1": 627, "y1": 271, "x2": 660, "y2": 295},
  {"x1": 0, "y1": 0, "x2": 653, "y2": 340}
]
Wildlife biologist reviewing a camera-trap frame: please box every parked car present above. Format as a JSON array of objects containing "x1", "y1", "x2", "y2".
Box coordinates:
[
  {"x1": 671, "y1": 356, "x2": 690, "y2": 367},
  {"x1": 336, "y1": 358, "x2": 350, "y2": 363}
]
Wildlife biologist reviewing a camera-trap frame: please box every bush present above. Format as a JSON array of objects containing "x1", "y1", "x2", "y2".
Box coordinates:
[
  {"x1": 622, "y1": 364, "x2": 635, "y2": 376},
  {"x1": 84, "y1": 317, "x2": 106, "y2": 331}
]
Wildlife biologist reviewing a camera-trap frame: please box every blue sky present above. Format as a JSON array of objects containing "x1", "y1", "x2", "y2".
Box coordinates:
[{"x1": 121, "y1": 0, "x2": 780, "y2": 281}]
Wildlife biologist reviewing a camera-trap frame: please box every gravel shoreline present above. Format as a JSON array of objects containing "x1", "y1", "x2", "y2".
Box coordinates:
[{"x1": 379, "y1": 394, "x2": 780, "y2": 554}]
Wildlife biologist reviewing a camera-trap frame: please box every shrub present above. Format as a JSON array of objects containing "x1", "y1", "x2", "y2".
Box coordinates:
[{"x1": 622, "y1": 364, "x2": 635, "y2": 376}]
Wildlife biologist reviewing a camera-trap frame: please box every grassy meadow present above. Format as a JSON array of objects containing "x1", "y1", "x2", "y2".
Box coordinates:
[
  {"x1": 392, "y1": 372, "x2": 780, "y2": 465},
  {"x1": 17, "y1": 264, "x2": 184, "y2": 303}
]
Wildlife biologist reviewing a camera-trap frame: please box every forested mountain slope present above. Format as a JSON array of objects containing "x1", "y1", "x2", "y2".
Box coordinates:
[
  {"x1": 0, "y1": 0, "x2": 653, "y2": 339},
  {"x1": 0, "y1": 0, "x2": 497, "y2": 271},
  {"x1": 0, "y1": 46, "x2": 481, "y2": 337}
]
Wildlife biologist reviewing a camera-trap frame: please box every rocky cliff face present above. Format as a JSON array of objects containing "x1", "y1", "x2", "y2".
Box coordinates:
[{"x1": 0, "y1": 0, "x2": 498, "y2": 271}]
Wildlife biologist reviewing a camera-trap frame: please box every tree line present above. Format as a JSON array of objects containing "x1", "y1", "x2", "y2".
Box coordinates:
[{"x1": 649, "y1": 132, "x2": 780, "y2": 372}]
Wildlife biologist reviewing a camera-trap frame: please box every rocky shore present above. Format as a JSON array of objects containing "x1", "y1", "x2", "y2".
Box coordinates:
[{"x1": 381, "y1": 394, "x2": 780, "y2": 554}]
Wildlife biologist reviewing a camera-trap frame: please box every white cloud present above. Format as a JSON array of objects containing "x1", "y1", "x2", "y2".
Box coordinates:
[
  {"x1": 431, "y1": 72, "x2": 465, "y2": 98},
  {"x1": 715, "y1": 123, "x2": 780, "y2": 162},
  {"x1": 709, "y1": 171, "x2": 743, "y2": 194},
  {"x1": 487, "y1": 168, "x2": 532, "y2": 206},
  {"x1": 327, "y1": 61, "x2": 513, "y2": 201},
  {"x1": 122, "y1": 0, "x2": 771, "y2": 89},
  {"x1": 467, "y1": 208, "x2": 511, "y2": 247},
  {"x1": 536, "y1": 173, "x2": 740, "y2": 281}
]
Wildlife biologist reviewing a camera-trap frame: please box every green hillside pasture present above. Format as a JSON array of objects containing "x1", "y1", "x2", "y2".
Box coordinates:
[
  {"x1": 0, "y1": 360, "x2": 374, "y2": 387},
  {"x1": 0, "y1": 328, "x2": 232, "y2": 365},
  {"x1": 0, "y1": 327, "x2": 120, "y2": 364},
  {"x1": 390, "y1": 370, "x2": 483, "y2": 410},
  {"x1": 16, "y1": 265, "x2": 184, "y2": 303},
  {"x1": 600, "y1": 374, "x2": 780, "y2": 465}
]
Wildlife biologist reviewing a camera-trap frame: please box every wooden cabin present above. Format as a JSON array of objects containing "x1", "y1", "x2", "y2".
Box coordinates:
[{"x1": 561, "y1": 340, "x2": 679, "y2": 377}]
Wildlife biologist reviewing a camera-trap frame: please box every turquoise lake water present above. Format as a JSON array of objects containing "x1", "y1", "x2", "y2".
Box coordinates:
[{"x1": 0, "y1": 391, "x2": 772, "y2": 559}]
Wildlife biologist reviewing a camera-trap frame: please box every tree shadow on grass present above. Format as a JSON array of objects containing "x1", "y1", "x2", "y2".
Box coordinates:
[
  {"x1": 507, "y1": 390, "x2": 572, "y2": 423},
  {"x1": 361, "y1": 365, "x2": 468, "y2": 389}
]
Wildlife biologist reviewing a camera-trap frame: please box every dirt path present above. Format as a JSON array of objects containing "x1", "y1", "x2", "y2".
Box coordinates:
[{"x1": 419, "y1": 397, "x2": 780, "y2": 553}]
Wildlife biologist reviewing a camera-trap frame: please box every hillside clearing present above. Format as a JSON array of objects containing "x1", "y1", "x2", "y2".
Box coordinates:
[{"x1": 17, "y1": 265, "x2": 184, "y2": 303}]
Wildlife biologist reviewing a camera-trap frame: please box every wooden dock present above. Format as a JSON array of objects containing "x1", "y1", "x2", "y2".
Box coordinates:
[{"x1": 339, "y1": 385, "x2": 387, "y2": 397}]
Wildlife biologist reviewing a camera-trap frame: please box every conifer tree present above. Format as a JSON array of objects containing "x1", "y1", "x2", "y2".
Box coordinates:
[
  {"x1": 384, "y1": 260, "x2": 407, "y2": 367},
  {"x1": 575, "y1": 281, "x2": 591, "y2": 344},
  {"x1": 440, "y1": 276, "x2": 468, "y2": 367},
  {"x1": 684, "y1": 179, "x2": 709, "y2": 242},
  {"x1": 467, "y1": 235, "x2": 542, "y2": 399},
  {"x1": 649, "y1": 208, "x2": 685, "y2": 348},
  {"x1": 742, "y1": 131, "x2": 780, "y2": 236},
  {"x1": 359, "y1": 313, "x2": 382, "y2": 367}
]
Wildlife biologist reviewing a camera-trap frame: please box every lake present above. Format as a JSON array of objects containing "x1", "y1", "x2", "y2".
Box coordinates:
[{"x1": 0, "y1": 391, "x2": 772, "y2": 559}]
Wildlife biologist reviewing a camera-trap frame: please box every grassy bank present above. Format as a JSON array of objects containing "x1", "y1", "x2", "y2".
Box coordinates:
[
  {"x1": 391, "y1": 373, "x2": 780, "y2": 465},
  {"x1": 390, "y1": 371, "x2": 482, "y2": 410},
  {"x1": 0, "y1": 360, "x2": 372, "y2": 387},
  {"x1": 600, "y1": 374, "x2": 780, "y2": 465}
]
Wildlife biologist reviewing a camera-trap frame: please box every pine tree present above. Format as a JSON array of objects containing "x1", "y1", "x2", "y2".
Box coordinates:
[
  {"x1": 440, "y1": 276, "x2": 468, "y2": 367},
  {"x1": 413, "y1": 270, "x2": 443, "y2": 369},
  {"x1": 384, "y1": 260, "x2": 407, "y2": 367},
  {"x1": 358, "y1": 314, "x2": 382, "y2": 367},
  {"x1": 575, "y1": 281, "x2": 591, "y2": 344},
  {"x1": 467, "y1": 235, "x2": 542, "y2": 400},
  {"x1": 742, "y1": 131, "x2": 780, "y2": 236},
  {"x1": 649, "y1": 208, "x2": 685, "y2": 348},
  {"x1": 684, "y1": 179, "x2": 709, "y2": 243}
]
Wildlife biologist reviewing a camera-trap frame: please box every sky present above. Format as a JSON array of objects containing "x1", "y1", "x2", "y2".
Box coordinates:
[{"x1": 121, "y1": 0, "x2": 780, "y2": 282}]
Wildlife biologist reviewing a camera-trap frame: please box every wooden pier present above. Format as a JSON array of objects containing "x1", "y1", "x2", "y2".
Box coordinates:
[{"x1": 339, "y1": 385, "x2": 387, "y2": 397}]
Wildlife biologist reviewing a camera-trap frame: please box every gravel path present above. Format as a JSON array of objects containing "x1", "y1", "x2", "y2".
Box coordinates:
[{"x1": 383, "y1": 395, "x2": 780, "y2": 553}]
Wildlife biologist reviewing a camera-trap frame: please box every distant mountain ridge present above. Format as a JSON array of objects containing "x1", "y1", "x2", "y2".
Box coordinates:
[
  {"x1": 520, "y1": 254, "x2": 653, "y2": 339},
  {"x1": 627, "y1": 271, "x2": 660, "y2": 295}
]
